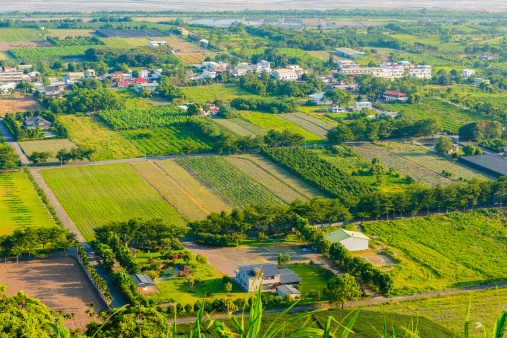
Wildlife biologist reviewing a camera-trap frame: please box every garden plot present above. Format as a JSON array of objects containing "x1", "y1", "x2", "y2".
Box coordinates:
[
  {"x1": 177, "y1": 53, "x2": 206, "y2": 64},
  {"x1": 225, "y1": 154, "x2": 326, "y2": 203},
  {"x1": 19, "y1": 139, "x2": 85, "y2": 164},
  {"x1": 230, "y1": 118, "x2": 267, "y2": 136},
  {"x1": 155, "y1": 159, "x2": 231, "y2": 213},
  {"x1": 129, "y1": 161, "x2": 208, "y2": 220},
  {"x1": 279, "y1": 113, "x2": 330, "y2": 139},
  {"x1": 211, "y1": 118, "x2": 255, "y2": 137},
  {"x1": 0, "y1": 96, "x2": 43, "y2": 116},
  {"x1": 383, "y1": 142, "x2": 491, "y2": 181},
  {"x1": 177, "y1": 156, "x2": 283, "y2": 208},
  {"x1": 164, "y1": 36, "x2": 208, "y2": 53},
  {"x1": 41, "y1": 163, "x2": 186, "y2": 241},
  {"x1": 351, "y1": 143, "x2": 452, "y2": 187}
]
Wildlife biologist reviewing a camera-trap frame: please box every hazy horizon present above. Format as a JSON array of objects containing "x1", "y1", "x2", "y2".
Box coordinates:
[{"x1": 0, "y1": 0, "x2": 506, "y2": 13}]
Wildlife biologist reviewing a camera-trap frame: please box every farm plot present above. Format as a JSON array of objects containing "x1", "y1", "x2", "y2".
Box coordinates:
[
  {"x1": 180, "y1": 85, "x2": 254, "y2": 103},
  {"x1": 177, "y1": 156, "x2": 283, "y2": 208},
  {"x1": 120, "y1": 126, "x2": 212, "y2": 156},
  {"x1": 177, "y1": 53, "x2": 206, "y2": 64},
  {"x1": 156, "y1": 159, "x2": 231, "y2": 213},
  {"x1": 46, "y1": 29, "x2": 95, "y2": 39},
  {"x1": 225, "y1": 154, "x2": 326, "y2": 203},
  {"x1": 130, "y1": 161, "x2": 208, "y2": 220},
  {"x1": 62, "y1": 115, "x2": 142, "y2": 161},
  {"x1": 240, "y1": 111, "x2": 324, "y2": 144},
  {"x1": 385, "y1": 142, "x2": 491, "y2": 181},
  {"x1": 351, "y1": 143, "x2": 452, "y2": 187},
  {"x1": 364, "y1": 210, "x2": 507, "y2": 296},
  {"x1": 98, "y1": 106, "x2": 187, "y2": 130},
  {"x1": 0, "y1": 96, "x2": 43, "y2": 116},
  {"x1": 230, "y1": 118, "x2": 267, "y2": 136},
  {"x1": 211, "y1": 118, "x2": 255, "y2": 137},
  {"x1": 19, "y1": 139, "x2": 84, "y2": 164},
  {"x1": 279, "y1": 113, "x2": 332, "y2": 139},
  {"x1": 10, "y1": 45, "x2": 97, "y2": 60},
  {"x1": 0, "y1": 28, "x2": 45, "y2": 42},
  {"x1": 0, "y1": 41, "x2": 49, "y2": 52},
  {"x1": 164, "y1": 36, "x2": 208, "y2": 53},
  {"x1": 0, "y1": 171, "x2": 55, "y2": 236},
  {"x1": 41, "y1": 163, "x2": 186, "y2": 241}
]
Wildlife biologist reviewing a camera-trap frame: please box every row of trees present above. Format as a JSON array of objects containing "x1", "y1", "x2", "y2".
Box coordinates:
[{"x1": 0, "y1": 143, "x2": 20, "y2": 171}]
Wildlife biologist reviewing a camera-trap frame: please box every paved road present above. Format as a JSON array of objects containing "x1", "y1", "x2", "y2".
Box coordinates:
[
  {"x1": 170, "y1": 281, "x2": 507, "y2": 324},
  {"x1": 29, "y1": 168, "x2": 125, "y2": 308},
  {"x1": 0, "y1": 119, "x2": 29, "y2": 165}
]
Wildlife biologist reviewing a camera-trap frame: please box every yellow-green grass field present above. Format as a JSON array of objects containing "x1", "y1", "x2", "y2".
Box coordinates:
[
  {"x1": 177, "y1": 53, "x2": 206, "y2": 65},
  {"x1": 0, "y1": 28, "x2": 45, "y2": 42},
  {"x1": 40, "y1": 163, "x2": 186, "y2": 241},
  {"x1": 364, "y1": 210, "x2": 507, "y2": 296},
  {"x1": 155, "y1": 159, "x2": 231, "y2": 213},
  {"x1": 62, "y1": 115, "x2": 142, "y2": 161},
  {"x1": 129, "y1": 161, "x2": 208, "y2": 221},
  {"x1": 18, "y1": 139, "x2": 85, "y2": 164},
  {"x1": 180, "y1": 85, "x2": 255, "y2": 103},
  {"x1": 224, "y1": 154, "x2": 326, "y2": 203},
  {"x1": 0, "y1": 171, "x2": 55, "y2": 235},
  {"x1": 239, "y1": 111, "x2": 325, "y2": 144},
  {"x1": 367, "y1": 287, "x2": 507, "y2": 337},
  {"x1": 46, "y1": 29, "x2": 95, "y2": 39},
  {"x1": 100, "y1": 38, "x2": 151, "y2": 48}
]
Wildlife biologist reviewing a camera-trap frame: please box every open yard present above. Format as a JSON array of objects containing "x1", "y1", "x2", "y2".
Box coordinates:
[
  {"x1": 62, "y1": 115, "x2": 142, "y2": 161},
  {"x1": 224, "y1": 154, "x2": 326, "y2": 203},
  {"x1": 178, "y1": 156, "x2": 284, "y2": 208},
  {"x1": 19, "y1": 139, "x2": 84, "y2": 165},
  {"x1": 180, "y1": 85, "x2": 255, "y2": 103},
  {"x1": 0, "y1": 171, "x2": 55, "y2": 236},
  {"x1": 156, "y1": 159, "x2": 231, "y2": 214},
  {"x1": 129, "y1": 161, "x2": 209, "y2": 221},
  {"x1": 0, "y1": 96, "x2": 43, "y2": 116},
  {"x1": 40, "y1": 163, "x2": 186, "y2": 241},
  {"x1": 0, "y1": 256, "x2": 105, "y2": 330},
  {"x1": 363, "y1": 210, "x2": 507, "y2": 296}
]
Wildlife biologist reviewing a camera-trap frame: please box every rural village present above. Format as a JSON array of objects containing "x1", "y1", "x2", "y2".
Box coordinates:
[{"x1": 0, "y1": 7, "x2": 506, "y2": 338}]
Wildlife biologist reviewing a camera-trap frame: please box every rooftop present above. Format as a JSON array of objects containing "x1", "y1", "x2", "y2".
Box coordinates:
[
  {"x1": 325, "y1": 229, "x2": 371, "y2": 243},
  {"x1": 131, "y1": 274, "x2": 156, "y2": 287},
  {"x1": 238, "y1": 263, "x2": 280, "y2": 277},
  {"x1": 277, "y1": 284, "x2": 301, "y2": 296},
  {"x1": 384, "y1": 90, "x2": 407, "y2": 97},
  {"x1": 335, "y1": 47, "x2": 365, "y2": 56}
]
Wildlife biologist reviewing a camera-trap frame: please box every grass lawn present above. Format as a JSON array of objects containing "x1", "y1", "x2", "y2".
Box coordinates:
[
  {"x1": 363, "y1": 210, "x2": 507, "y2": 296},
  {"x1": 287, "y1": 264, "x2": 329, "y2": 299},
  {"x1": 180, "y1": 85, "x2": 255, "y2": 103},
  {"x1": 0, "y1": 171, "x2": 55, "y2": 236},
  {"x1": 18, "y1": 139, "x2": 84, "y2": 165},
  {"x1": 40, "y1": 163, "x2": 186, "y2": 241},
  {"x1": 367, "y1": 287, "x2": 507, "y2": 336},
  {"x1": 141, "y1": 250, "x2": 248, "y2": 305},
  {"x1": 62, "y1": 115, "x2": 142, "y2": 161},
  {"x1": 239, "y1": 111, "x2": 325, "y2": 144}
]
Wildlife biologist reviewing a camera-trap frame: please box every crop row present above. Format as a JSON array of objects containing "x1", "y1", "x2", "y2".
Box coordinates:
[
  {"x1": 230, "y1": 118, "x2": 267, "y2": 136},
  {"x1": 211, "y1": 118, "x2": 255, "y2": 137},
  {"x1": 177, "y1": 53, "x2": 206, "y2": 64},
  {"x1": 291, "y1": 112, "x2": 334, "y2": 131},
  {"x1": 98, "y1": 106, "x2": 187, "y2": 130},
  {"x1": 10, "y1": 45, "x2": 97, "y2": 60},
  {"x1": 177, "y1": 156, "x2": 284, "y2": 208}
]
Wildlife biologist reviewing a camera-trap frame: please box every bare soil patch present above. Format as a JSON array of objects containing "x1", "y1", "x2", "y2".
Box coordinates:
[
  {"x1": 0, "y1": 96, "x2": 43, "y2": 116},
  {"x1": 363, "y1": 252, "x2": 399, "y2": 267},
  {"x1": 0, "y1": 256, "x2": 106, "y2": 330},
  {"x1": 0, "y1": 41, "x2": 49, "y2": 51},
  {"x1": 164, "y1": 36, "x2": 208, "y2": 53}
]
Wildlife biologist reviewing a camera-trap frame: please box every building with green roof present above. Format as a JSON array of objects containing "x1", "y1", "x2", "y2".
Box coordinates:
[
  {"x1": 325, "y1": 229, "x2": 370, "y2": 251},
  {"x1": 335, "y1": 47, "x2": 366, "y2": 59}
]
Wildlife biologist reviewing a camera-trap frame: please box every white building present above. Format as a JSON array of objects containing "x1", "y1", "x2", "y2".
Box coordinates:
[
  {"x1": 235, "y1": 264, "x2": 301, "y2": 293},
  {"x1": 349, "y1": 100, "x2": 373, "y2": 111},
  {"x1": 309, "y1": 92, "x2": 331, "y2": 105},
  {"x1": 329, "y1": 103, "x2": 347, "y2": 113},
  {"x1": 138, "y1": 70, "x2": 150, "y2": 80},
  {"x1": 462, "y1": 69, "x2": 475, "y2": 78},
  {"x1": 200, "y1": 39, "x2": 209, "y2": 46},
  {"x1": 336, "y1": 59, "x2": 359, "y2": 69},
  {"x1": 409, "y1": 65, "x2": 432, "y2": 79},
  {"x1": 202, "y1": 69, "x2": 217, "y2": 79},
  {"x1": 0, "y1": 82, "x2": 16, "y2": 95},
  {"x1": 271, "y1": 69, "x2": 299, "y2": 81},
  {"x1": 325, "y1": 229, "x2": 370, "y2": 252},
  {"x1": 276, "y1": 285, "x2": 301, "y2": 300},
  {"x1": 383, "y1": 91, "x2": 408, "y2": 102},
  {"x1": 85, "y1": 69, "x2": 96, "y2": 79},
  {"x1": 148, "y1": 41, "x2": 166, "y2": 47}
]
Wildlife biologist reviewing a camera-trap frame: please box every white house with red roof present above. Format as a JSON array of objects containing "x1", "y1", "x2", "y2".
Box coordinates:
[
  {"x1": 134, "y1": 78, "x2": 148, "y2": 84},
  {"x1": 118, "y1": 80, "x2": 133, "y2": 88},
  {"x1": 383, "y1": 91, "x2": 408, "y2": 102}
]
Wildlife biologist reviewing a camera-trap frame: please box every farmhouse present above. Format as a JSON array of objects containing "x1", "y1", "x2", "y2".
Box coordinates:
[
  {"x1": 383, "y1": 91, "x2": 408, "y2": 102},
  {"x1": 336, "y1": 59, "x2": 359, "y2": 69},
  {"x1": 271, "y1": 69, "x2": 299, "y2": 81},
  {"x1": 44, "y1": 85, "x2": 63, "y2": 96},
  {"x1": 138, "y1": 70, "x2": 150, "y2": 80},
  {"x1": 66, "y1": 72, "x2": 85, "y2": 82},
  {"x1": 24, "y1": 116, "x2": 52, "y2": 131},
  {"x1": 349, "y1": 100, "x2": 372, "y2": 112},
  {"x1": 134, "y1": 82, "x2": 158, "y2": 93},
  {"x1": 329, "y1": 103, "x2": 347, "y2": 113},
  {"x1": 335, "y1": 47, "x2": 365, "y2": 59},
  {"x1": 131, "y1": 274, "x2": 159, "y2": 294},
  {"x1": 461, "y1": 69, "x2": 475, "y2": 78},
  {"x1": 235, "y1": 263, "x2": 301, "y2": 293},
  {"x1": 85, "y1": 69, "x2": 96, "y2": 79},
  {"x1": 458, "y1": 154, "x2": 507, "y2": 178},
  {"x1": 325, "y1": 229, "x2": 370, "y2": 252},
  {"x1": 118, "y1": 80, "x2": 134, "y2": 88}
]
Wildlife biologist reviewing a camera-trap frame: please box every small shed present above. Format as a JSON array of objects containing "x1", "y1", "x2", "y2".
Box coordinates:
[
  {"x1": 276, "y1": 285, "x2": 301, "y2": 300},
  {"x1": 325, "y1": 229, "x2": 370, "y2": 252},
  {"x1": 131, "y1": 274, "x2": 159, "y2": 294}
]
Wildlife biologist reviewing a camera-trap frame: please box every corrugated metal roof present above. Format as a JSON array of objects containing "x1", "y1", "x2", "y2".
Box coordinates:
[
  {"x1": 278, "y1": 269, "x2": 302, "y2": 284},
  {"x1": 277, "y1": 284, "x2": 301, "y2": 295},
  {"x1": 459, "y1": 154, "x2": 507, "y2": 177},
  {"x1": 325, "y1": 229, "x2": 371, "y2": 243}
]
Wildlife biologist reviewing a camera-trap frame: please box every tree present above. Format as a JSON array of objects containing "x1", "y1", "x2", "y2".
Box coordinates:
[
  {"x1": 435, "y1": 136, "x2": 454, "y2": 154},
  {"x1": 463, "y1": 144, "x2": 476, "y2": 156},
  {"x1": 187, "y1": 103, "x2": 201, "y2": 116},
  {"x1": 224, "y1": 282, "x2": 232, "y2": 294},
  {"x1": 0, "y1": 144, "x2": 20, "y2": 170},
  {"x1": 181, "y1": 141, "x2": 198, "y2": 156},
  {"x1": 327, "y1": 124, "x2": 354, "y2": 145},
  {"x1": 324, "y1": 89, "x2": 352, "y2": 106},
  {"x1": 55, "y1": 149, "x2": 72, "y2": 164},
  {"x1": 139, "y1": 88, "x2": 151, "y2": 98},
  {"x1": 324, "y1": 273, "x2": 362, "y2": 309},
  {"x1": 307, "y1": 290, "x2": 320, "y2": 301},
  {"x1": 196, "y1": 254, "x2": 207, "y2": 264},
  {"x1": 27, "y1": 151, "x2": 52, "y2": 165}
]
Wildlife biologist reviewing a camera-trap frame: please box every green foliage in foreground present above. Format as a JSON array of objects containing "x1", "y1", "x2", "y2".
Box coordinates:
[{"x1": 364, "y1": 210, "x2": 507, "y2": 296}]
